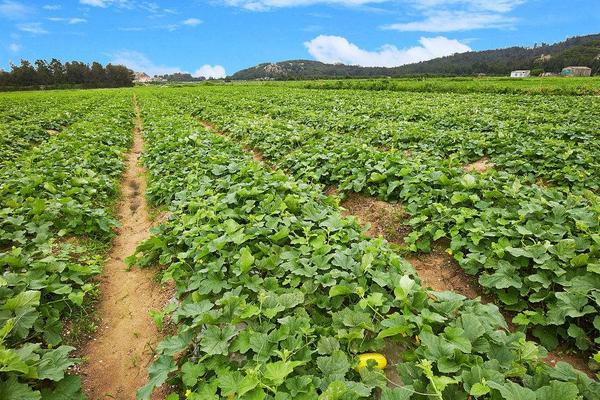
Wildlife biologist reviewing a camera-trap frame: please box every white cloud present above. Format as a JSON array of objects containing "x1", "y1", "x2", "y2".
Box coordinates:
[
  {"x1": 48, "y1": 17, "x2": 88, "y2": 24},
  {"x1": 0, "y1": 0, "x2": 30, "y2": 19},
  {"x1": 120, "y1": 18, "x2": 202, "y2": 32},
  {"x1": 384, "y1": 0, "x2": 525, "y2": 32},
  {"x1": 79, "y1": 0, "x2": 132, "y2": 8},
  {"x1": 17, "y1": 22, "x2": 48, "y2": 34},
  {"x1": 140, "y1": 1, "x2": 160, "y2": 13},
  {"x1": 412, "y1": 0, "x2": 523, "y2": 13},
  {"x1": 43, "y1": 4, "x2": 61, "y2": 10},
  {"x1": 383, "y1": 11, "x2": 515, "y2": 32},
  {"x1": 222, "y1": 0, "x2": 386, "y2": 11},
  {"x1": 140, "y1": 2, "x2": 179, "y2": 17},
  {"x1": 80, "y1": 0, "x2": 108, "y2": 6},
  {"x1": 8, "y1": 42, "x2": 21, "y2": 52},
  {"x1": 109, "y1": 50, "x2": 183, "y2": 76},
  {"x1": 194, "y1": 65, "x2": 227, "y2": 79},
  {"x1": 304, "y1": 35, "x2": 471, "y2": 67},
  {"x1": 182, "y1": 18, "x2": 202, "y2": 26},
  {"x1": 109, "y1": 51, "x2": 227, "y2": 79}
]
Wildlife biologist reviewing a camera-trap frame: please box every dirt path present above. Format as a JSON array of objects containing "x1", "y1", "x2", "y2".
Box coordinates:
[{"x1": 81, "y1": 96, "x2": 169, "y2": 400}]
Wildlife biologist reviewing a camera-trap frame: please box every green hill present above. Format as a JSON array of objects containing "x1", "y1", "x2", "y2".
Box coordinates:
[{"x1": 230, "y1": 34, "x2": 600, "y2": 80}]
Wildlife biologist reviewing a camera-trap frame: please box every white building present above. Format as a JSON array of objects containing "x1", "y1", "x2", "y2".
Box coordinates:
[{"x1": 510, "y1": 70, "x2": 531, "y2": 78}]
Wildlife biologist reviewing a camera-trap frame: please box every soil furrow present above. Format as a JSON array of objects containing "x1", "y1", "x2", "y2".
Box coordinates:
[{"x1": 81, "y1": 96, "x2": 169, "y2": 400}]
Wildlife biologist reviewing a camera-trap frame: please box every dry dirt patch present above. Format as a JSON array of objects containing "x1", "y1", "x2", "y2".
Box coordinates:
[
  {"x1": 80, "y1": 96, "x2": 171, "y2": 400},
  {"x1": 463, "y1": 156, "x2": 494, "y2": 173}
]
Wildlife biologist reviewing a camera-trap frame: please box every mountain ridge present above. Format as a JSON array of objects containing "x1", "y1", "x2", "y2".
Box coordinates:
[{"x1": 230, "y1": 33, "x2": 600, "y2": 80}]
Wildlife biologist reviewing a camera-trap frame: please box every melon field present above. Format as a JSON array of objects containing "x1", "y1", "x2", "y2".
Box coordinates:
[{"x1": 1, "y1": 81, "x2": 600, "y2": 400}]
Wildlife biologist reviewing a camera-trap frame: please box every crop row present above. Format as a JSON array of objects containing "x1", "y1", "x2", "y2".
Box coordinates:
[
  {"x1": 186, "y1": 86, "x2": 600, "y2": 191},
  {"x1": 0, "y1": 91, "x2": 105, "y2": 167},
  {"x1": 299, "y1": 77, "x2": 600, "y2": 96},
  {"x1": 156, "y1": 86, "x2": 600, "y2": 360},
  {"x1": 131, "y1": 91, "x2": 599, "y2": 399},
  {"x1": 0, "y1": 92, "x2": 133, "y2": 398}
]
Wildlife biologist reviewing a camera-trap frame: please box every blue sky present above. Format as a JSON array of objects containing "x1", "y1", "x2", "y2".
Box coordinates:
[{"x1": 1, "y1": 0, "x2": 599, "y2": 77}]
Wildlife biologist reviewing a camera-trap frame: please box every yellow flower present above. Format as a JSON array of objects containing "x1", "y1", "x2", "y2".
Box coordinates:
[{"x1": 185, "y1": 389, "x2": 192, "y2": 398}]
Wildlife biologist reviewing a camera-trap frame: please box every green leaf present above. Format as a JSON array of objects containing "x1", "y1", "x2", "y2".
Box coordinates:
[
  {"x1": 136, "y1": 355, "x2": 177, "y2": 400},
  {"x1": 328, "y1": 285, "x2": 354, "y2": 298},
  {"x1": 181, "y1": 361, "x2": 205, "y2": 387},
  {"x1": 317, "y1": 337, "x2": 340, "y2": 355},
  {"x1": 263, "y1": 361, "x2": 304, "y2": 386},
  {"x1": 200, "y1": 325, "x2": 237, "y2": 356},
  {"x1": 570, "y1": 253, "x2": 589, "y2": 268},
  {"x1": 0, "y1": 348, "x2": 30, "y2": 374},
  {"x1": 156, "y1": 331, "x2": 193, "y2": 356},
  {"x1": 460, "y1": 174, "x2": 477, "y2": 188},
  {"x1": 2, "y1": 290, "x2": 41, "y2": 311},
  {"x1": 239, "y1": 247, "x2": 255, "y2": 273},
  {"x1": 319, "y1": 381, "x2": 348, "y2": 400},
  {"x1": 488, "y1": 381, "x2": 536, "y2": 400},
  {"x1": 380, "y1": 387, "x2": 413, "y2": 400},
  {"x1": 470, "y1": 382, "x2": 491, "y2": 397},
  {"x1": 534, "y1": 381, "x2": 579, "y2": 400},
  {"x1": 317, "y1": 350, "x2": 350, "y2": 383},
  {"x1": 0, "y1": 376, "x2": 41, "y2": 400},
  {"x1": 67, "y1": 291, "x2": 84, "y2": 306},
  {"x1": 37, "y1": 346, "x2": 76, "y2": 381},
  {"x1": 394, "y1": 275, "x2": 415, "y2": 301},
  {"x1": 40, "y1": 376, "x2": 84, "y2": 400}
]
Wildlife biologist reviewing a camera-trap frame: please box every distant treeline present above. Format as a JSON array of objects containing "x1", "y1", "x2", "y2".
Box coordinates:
[
  {"x1": 0, "y1": 59, "x2": 134, "y2": 91},
  {"x1": 155, "y1": 72, "x2": 207, "y2": 82}
]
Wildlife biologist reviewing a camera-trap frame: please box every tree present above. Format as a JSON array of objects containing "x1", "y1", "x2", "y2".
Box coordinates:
[
  {"x1": 88, "y1": 62, "x2": 106, "y2": 86},
  {"x1": 65, "y1": 61, "x2": 88, "y2": 84},
  {"x1": 10, "y1": 60, "x2": 37, "y2": 86},
  {"x1": 35, "y1": 60, "x2": 52, "y2": 85},
  {"x1": 0, "y1": 59, "x2": 134, "y2": 90},
  {"x1": 105, "y1": 64, "x2": 134, "y2": 87},
  {"x1": 49, "y1": 58, "x2": 66, "y2": 84}
]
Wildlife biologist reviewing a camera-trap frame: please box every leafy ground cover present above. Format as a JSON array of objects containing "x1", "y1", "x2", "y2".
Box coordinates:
[
  {"x1": 0, "y1": 90, "x2": 133, "y2": 398},
  {"x1": 130, "y1": 91, "x2": 600, "y2": 399},
  {"x1": 157, "y1": 85, "x2": 600, "y2": 362},
  {"x1": 0, "y1": 90, "x2": 103, "y2": 167},
  {"x1": 298, "y1": 77, "x2": 600, "y2": 96}
]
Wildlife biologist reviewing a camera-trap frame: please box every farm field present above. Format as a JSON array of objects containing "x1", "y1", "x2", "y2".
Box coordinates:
[
  {"x1": 1, "y1": 82, "x2": 599, "y2": 399},
  {"x1": 296, "y1": 77, "x2": 600, "y2": 96}
]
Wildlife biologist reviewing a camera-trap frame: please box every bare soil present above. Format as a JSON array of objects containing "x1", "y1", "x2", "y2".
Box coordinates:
[
  {"x1": 198, "y1": 119, "x2": 218, "y2": 132},
  {"x1": 80, "y1": 97, "x2": 170, "y2": 400},
  {"x1": 338, "y1": 192, "x2": 409, "y2": 245},
  {"x1": 463, "y1": 156, "x2": 494, "y2": 173}
]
